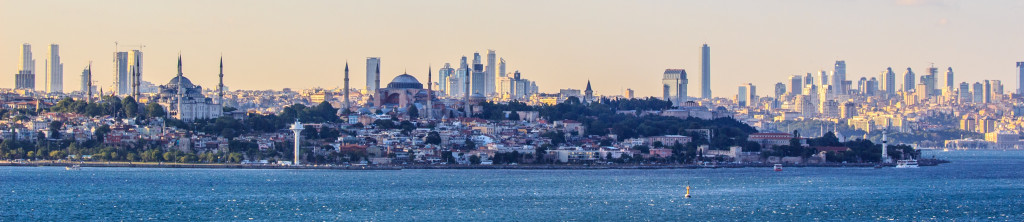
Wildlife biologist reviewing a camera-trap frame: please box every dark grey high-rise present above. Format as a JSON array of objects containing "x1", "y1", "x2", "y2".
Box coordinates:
[{"x1": 700, "y1": 44, "x2": 711, "y2": 99}]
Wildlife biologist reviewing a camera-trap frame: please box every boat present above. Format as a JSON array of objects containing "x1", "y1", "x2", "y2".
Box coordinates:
[
  {"x1": 773, "y1": 164, "x2": 783, "y2": 172},
  {"x1": 895, "y1": 159, "x2": 919, "y2": 168},
  {"x1": 65, "y1": 165, "x2": 81, "y2": 171}
]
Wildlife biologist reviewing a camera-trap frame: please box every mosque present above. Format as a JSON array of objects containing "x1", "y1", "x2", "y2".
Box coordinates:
[{"x1": 155, "y1": 56, "x2": 223, "y2": 121}]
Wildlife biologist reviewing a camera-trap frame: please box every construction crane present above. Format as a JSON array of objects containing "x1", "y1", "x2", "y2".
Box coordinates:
[{"x1": 114, "y1": 42, "x2": 146, "y2": 51}]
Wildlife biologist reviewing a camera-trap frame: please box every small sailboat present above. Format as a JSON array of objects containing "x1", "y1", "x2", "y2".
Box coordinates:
[{"x1": 773, "y1": 164, "x2": 783, "y2": 172}]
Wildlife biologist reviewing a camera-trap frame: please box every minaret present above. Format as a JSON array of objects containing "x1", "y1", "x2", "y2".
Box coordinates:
[
  {"x1": 176, "y1": 54, "x2": 183, "y2": 119},
  {"x1": 464, "y1": 64, "x2": 471, "y2": 117},
  {"x1": 290, "y1": 120, "x2": 304, "y2": 166},
  {"x1": 343, "y1": 61, "x2": 350, "y2": 112},
  {"x1": 218, "y1": 56, "x2": 224, "y2": 107},
  {"x1": 133, "y1": 58, "x2": 141, "y2": 99},
  {"x1": 86, "y1": 62, "x2": 93, "y2": 103},
  {"x1": 881, "y1": 130, "x2": 890, "y2": 164},
  {"x1": 375, "y1": 62, "x2": 381, "y2": 92},
  {"x1": 427, "y1": 65, "x2": 433, "y2": 120}
]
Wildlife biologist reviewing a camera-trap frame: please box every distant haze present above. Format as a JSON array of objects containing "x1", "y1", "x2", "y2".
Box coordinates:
[{"x1": 2, "y1": 0, "x2": 1022, "y2": 97}]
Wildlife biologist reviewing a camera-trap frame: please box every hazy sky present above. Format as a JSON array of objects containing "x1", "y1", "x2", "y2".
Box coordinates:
[{"x1": 2, "y1": 0, "x2": 1023, "y2": 97}]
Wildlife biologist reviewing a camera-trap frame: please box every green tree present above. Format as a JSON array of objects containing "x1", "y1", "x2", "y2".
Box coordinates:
[
  {"x1": 146, "y1": 102, "x2": 166, "y2": 118},
  {"x1": 469, "y1": 155, "x2": 481, "y2": 165},
  {"x1": 425, "y1": 131, "x2": 442, "y2": 145},
  {"x1": 407, "y1": 104, "x2": 419, "y2": 120}
]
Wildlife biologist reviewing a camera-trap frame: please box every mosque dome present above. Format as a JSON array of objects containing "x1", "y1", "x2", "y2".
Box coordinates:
[
  {"x1": 165, "y1": 76, "x2": 196, "y2": 89},
  {"x1": 386, "y1": 74, "x2": 423, "y2": 89}
]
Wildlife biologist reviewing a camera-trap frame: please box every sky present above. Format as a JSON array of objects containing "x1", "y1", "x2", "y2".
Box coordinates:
[{"x1": 2, "y1": 0, "x2": 1023, "y2": 97}]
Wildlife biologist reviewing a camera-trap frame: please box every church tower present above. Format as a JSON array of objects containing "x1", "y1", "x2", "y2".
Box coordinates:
[{"x1": 584, "y1": 80, "x2": 594, "y2": 103}]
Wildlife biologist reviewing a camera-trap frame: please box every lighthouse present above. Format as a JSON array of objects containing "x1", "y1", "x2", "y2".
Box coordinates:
[
  {"x1": 881, "y1": 130, "x2": 891, "y2": 164},
  {"x1": 290, "y1": 120, "x2": 304, "y2": 166}
]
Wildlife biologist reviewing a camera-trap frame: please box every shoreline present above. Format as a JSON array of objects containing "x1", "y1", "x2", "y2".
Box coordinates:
[{"x1": 0, "y1": 159, "x2": 947, "y2": 170}]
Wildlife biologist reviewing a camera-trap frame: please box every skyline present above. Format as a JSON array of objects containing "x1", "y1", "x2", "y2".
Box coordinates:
[{"x1": 3, "y1": 0, "x2": 1024, "y2": 97}]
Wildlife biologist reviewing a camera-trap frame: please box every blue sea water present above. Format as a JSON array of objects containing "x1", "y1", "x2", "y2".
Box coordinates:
[{"x1": 2, "y1": 150, "x2": 1023, "y2": 221}]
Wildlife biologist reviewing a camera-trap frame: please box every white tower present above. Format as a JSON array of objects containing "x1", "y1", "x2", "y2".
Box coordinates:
[
  {"x1": 881, "y1": 130, "x2": 891, "y2": 164},
  {"x1": 290, "y1": 120, "x2": 304, "y2": 166}
]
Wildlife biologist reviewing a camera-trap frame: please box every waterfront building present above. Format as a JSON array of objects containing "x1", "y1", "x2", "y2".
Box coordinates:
[
  {"x1": 663, "y1": 69, "x2": 688, "y2": 106},
  {"x1": 366, "y1": 57, "x2": 381, "y2": 92},
  {"x1": 700, "y1": 44, "x2": 711, "y2": 99}
]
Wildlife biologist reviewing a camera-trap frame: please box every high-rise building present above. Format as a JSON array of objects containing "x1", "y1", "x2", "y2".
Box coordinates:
[
  {"x1": 774, "y1": 82, "x2": 786, "y2": 99},
  {"x1": 924, "y1": 66, "x2": 938, "y2": 96},
  {"x1": 486, "y1": 50, "x2": 496, "y2": 96},
  {"x1": 737, "y1": 83, "x2": 756, "y2": 107},
  {"x1": 903, "y1": 68, "x2": 916, "y2": 92},
  {"x1": 945, "y1": 67, "x2": 955, "y2": 90},
  {"x1": 983, "y1": 80, "x2": 992, "y2": 103},
  {"x1": 114, "y1": 51, "x2": 129, "y2": 95},
  {"x1": 972, "y1": 82, "x2": 984, "y2": 103},
  {"x1": 625, "y1": 88, "x2": 634, "y2": 99},
  {"x1": 81, "y1": 66, "x2": 90, "y2": 93},
  {"x1": 498, "y1": 58, "x2": 506, "y2": 78},
  {"x1": 991, "y1": 80, "x2": 1003, "y2": 96},
  {"x1": 866, "y1": 77, "x2": 879, "y2": 96},
  {"x1": 15, "y1": 43, "x2": 35, "y2": 90},
  {"x1": 789, "y1": 75, "x2": 803, "y2": 96},
  {"x1": 47, "y1": 44, "x2": 63, "y2": 93},
  {"x1": 366, "y1": 57, "x2": 381, "y2": 92},
  {"x1": 438, "y1": 63, "x2": 453, "y2": 97},
  {"x1": 127, "y1": 50, "x2": 143, "y2": 97},
  {"x1": 880, "y1": 67, "x2": 896, "y2": 96},
  {"x1": 818, "y1": 70, "x2": 829, "y2": 87},
  {"x1": 1017, "y1": 62, "x2": 1024, "y2": 95},
  {"x1": 700, "y1": 44, "x2": 711, "y2": 99},
  {"x1": 857, "y1": 77, "x2": 867, "y2": 94},
  {"x1": 804, "y1": 73, "x2": 814, "y2": 86},
  {"x1": 663, "y1": 69, "x2": 688, "y2": 106},
  {"x1": 959, "y1": 82, "x2": 972, "y2": 103},
  {"x1": 833, "y1": 60, "x2": 846, "y2": 94},
  {"x1": 472, "y1": 53, "x2": 484, "y2": 96}
]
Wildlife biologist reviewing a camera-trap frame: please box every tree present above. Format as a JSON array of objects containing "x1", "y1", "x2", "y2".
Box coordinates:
[
  {"x1": 95, "y1": 125, "x2": 111, "y2": 142},
  {"x1": 48, "y1": 121, "x2": 64, "y2": 139},
  {"x1": 407, "y1": 104, "x2": 419, "y2": 120},
  {"x1": 508, "y1": 111, "x2": 521, "y2": 121},
  {"x1": 469, "y1": 155, "x2": 481, "y2": 165},
  {"x1": 425, "y1": 131, "x2": 442, "y2": 145},
  {"x1": 464, "y1": 138, "x2": 477, "y2": 150},
  {"x1": 122, "y1": 96, "x2": 139, "y2": 118},
  {"x1": 146, "y1": 103, "x2": 166, "y2": 118}
]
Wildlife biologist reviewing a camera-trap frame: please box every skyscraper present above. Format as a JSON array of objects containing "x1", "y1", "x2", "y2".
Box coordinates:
[
  {"x1": 804, "y1": 73, "x2": 814, "y2": 86},
  {"x1": 959, "y1": 82, "x2": 972, "y2": 103},
  {"x1": 903, "y1": 68, "x2": 915, "y2": 92},
  {"x1": 48, "y1": 44, "x2": 63, "y2": 93},
  {"x1": 1017, "y1": 62, "x2": 1023, "y2": 95},
  {"x1": 774, "y1": 82, "x2": 786, "y2": 100},
  {"x1": 972, "y1": 82, "x2": 984, "y2": 103},
  {"x1": 366, "y1": 57, "x2": 381, "y2": 92},
  {"x1": 945, "y1": 67, "x2": 954, "y2": 90},
  {"x1": 833, "y1": 60, "x2": 846, "y2": 94},
  {"x1": 983, "y1": 80, "x2": 992, "y2": 103},
  {"x1": 81, "y1": 66, "x2": 90, "y2": 94},
  {"x1": 15, "y1": 43, "x2": 35, "y2": 90},
  {"x1": 737, "y1": 83, "x2": 756, "y2": 107},
  {"x1": 438, "y1": 63, "x2": 453, "y2": 97},
  {"x1": 486, "y1": 50, "x2": 496, "y2": 96},
  {"x1": 700, "y1": 44, "x2": 711, "y2": 99},
  {"x1": 789, "y1": 75, "x2": 803, "y2": 96},
  {"x1": 866, "y1": 77, "x2": 879, "y2": 96},
  {"x1": 472, "y1": 53, "x2": 484, "y2": 96},
  {"x1": 818, "y1": 70, "x2": 829, "y2": 87},
  {"x1": 127, "y1": 50, "x2": 143, "y2": 97},
  {"x1": 114, "y1": 51, "x2": 129, "y2": 95},
  {"x1": 880, "y1": 67, "x2": 896, "y2": 96},
  {"x1": 663, "y1": 69, "x2": 688, "y2": 106}
]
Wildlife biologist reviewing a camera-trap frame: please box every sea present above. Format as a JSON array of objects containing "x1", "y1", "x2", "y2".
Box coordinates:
[{"x1": 2, "y1": 150, "x2": 1022, "y2": 221}]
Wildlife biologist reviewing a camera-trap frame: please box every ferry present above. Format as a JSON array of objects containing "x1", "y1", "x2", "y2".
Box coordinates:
[
  {"x1": 895, "y1": 160, "x2": 919, "y2": 168},
  {"x1": 773, "y1": 164, "x2": 783, "y2": 172},
  {"x1": 65, "y1": 165, "x2": 81, "y2": 171}
]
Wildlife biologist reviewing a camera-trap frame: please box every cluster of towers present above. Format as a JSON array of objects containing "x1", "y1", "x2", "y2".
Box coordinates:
[
  {"x1": 359, "y1": 50, "x2": 538, "y2": 102},
  {"x1": 14, "y1": 43, "x2": 63, "y2": 93},
  {"x1": 662, "y1": 44, "x2": 713, "y2": 106}
]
